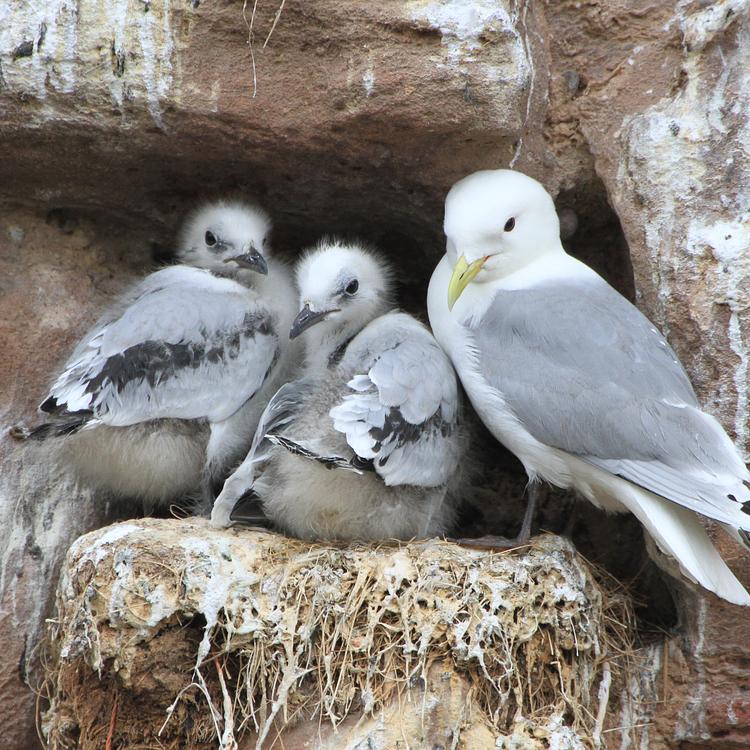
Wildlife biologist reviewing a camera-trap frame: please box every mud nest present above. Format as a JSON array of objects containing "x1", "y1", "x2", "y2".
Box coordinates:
[{"x1": 41, "y1": 518, "x2": 635, "y2": 749}]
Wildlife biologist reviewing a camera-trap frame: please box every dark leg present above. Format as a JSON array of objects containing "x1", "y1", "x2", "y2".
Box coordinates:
[
  {"x1": 561, "y1": 495, "x2": 578, "y2": 539},
  {"x1": 450, "y1": 482, "x2": 540, "y2": 550},
  {"x1": 195, "y1": 471, "x2": 218, "y2": 516}
]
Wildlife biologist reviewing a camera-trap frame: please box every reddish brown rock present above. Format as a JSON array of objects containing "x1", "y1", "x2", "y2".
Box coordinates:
[{"x1": 0, "y1": 209, "x2": 155, "y2": 749}]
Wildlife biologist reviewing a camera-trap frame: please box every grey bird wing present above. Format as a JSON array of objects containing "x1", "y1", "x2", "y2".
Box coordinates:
[
  {"x1": 43, "y1": 266, "x2": 280, "y2": 426},
  {"x1": 242, "y1": 377, "x2": 359, "y2": 474},
  {"x1": 330, "y1": 312, "x2": 462, "y2": 487},
  {"x1": 471, "y1": 276, "x2": 750, "y2": 528},
  {"x1": 211, "y1": 378, "x2": 317, "y2": 527}
]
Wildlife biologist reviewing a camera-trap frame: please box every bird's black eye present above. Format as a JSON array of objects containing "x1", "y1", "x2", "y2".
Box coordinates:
[
  {"x1": 345, "y1": 279, "x2": 359, "y2": 295},
  {"x1": 205, "y1": 230, "x2": 217, "y2": 247},
  {"x1": 504, "y1": 217, "x2": 516, "y2": 232}
]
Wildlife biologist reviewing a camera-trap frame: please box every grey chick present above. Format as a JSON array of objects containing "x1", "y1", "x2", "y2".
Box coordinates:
[
  {"x1": 211, "y1": 240, "x2": 464, "y2": 541},
  {"x1": 25, "y1": 201, "x2": 299, "y2": 509}
]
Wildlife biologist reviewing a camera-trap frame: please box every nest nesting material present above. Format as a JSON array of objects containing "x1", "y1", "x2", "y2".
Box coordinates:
[{"x1": 42, "y1": 518, "x2": 635, "y2": 749}]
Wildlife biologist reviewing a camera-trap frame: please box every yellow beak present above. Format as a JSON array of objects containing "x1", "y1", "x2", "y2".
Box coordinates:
[{"x1": 447, "y1": 254, "x2": 488, "y2": 310}]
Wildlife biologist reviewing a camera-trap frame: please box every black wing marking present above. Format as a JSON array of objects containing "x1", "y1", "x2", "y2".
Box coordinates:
[{"x1": 266, "y1": 434, "x2": 371, "y2": 473}]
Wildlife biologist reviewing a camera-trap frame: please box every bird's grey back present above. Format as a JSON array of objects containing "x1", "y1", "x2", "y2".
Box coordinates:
[{"x1": 468, "y1": 276, "x2": 736, "y2": 471}]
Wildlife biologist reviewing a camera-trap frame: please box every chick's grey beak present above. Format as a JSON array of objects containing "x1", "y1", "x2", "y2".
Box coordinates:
[
  {"x1": 224, "y1": 248, "x2": 268, "y2": 275},
  {"x1": 289, "y1": 304, "x2": 339, "y2": 339}
]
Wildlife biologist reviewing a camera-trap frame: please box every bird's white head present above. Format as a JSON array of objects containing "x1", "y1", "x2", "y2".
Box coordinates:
[
  {"x1": 443, "y1": 170, "x2": 564, "y2": 309},
  {"x1": 178, "y1": 200, "x2": 272, "y2": 278},
  {"x1": 290, "y1": 240, "x2": 394, "y2": 352}
]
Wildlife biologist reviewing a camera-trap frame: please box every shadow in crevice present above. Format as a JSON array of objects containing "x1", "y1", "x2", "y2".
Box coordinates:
[{"x1": 556, "y1": 173, "x2": 635, "y2": 300}]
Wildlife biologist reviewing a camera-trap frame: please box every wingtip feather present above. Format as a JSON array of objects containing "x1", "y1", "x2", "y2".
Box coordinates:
[{"x1": 622, "y1": 482, "x2": 750, "y2": 606}]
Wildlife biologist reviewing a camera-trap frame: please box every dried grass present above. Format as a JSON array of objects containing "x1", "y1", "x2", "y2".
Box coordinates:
[
  {"x1": 41, "y1": 518, "x2": 636, "y2": 749},
  {"x1": 242, "y1": 0, "x2": 287, "y2": 98}
]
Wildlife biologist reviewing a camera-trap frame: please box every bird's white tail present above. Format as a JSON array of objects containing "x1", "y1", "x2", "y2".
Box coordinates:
[{"x1": 620, "y1": 482, "x2": 750, "y2": 606}]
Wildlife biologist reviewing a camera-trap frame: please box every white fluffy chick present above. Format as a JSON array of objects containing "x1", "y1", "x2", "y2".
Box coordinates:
[
  {"x1": 211, "y1": 240, "x2": 464, "y2": 541},
  {"x1": 27, "y1": 200, "x2": 299, "y2": 509}
]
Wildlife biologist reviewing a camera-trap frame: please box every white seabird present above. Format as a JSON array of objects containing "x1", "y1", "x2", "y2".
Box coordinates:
[
  {"x1": 211, "y1": 241, "x2": 464, "y2": 540},
  {"x1": 427, "y1": 169, "x2": 750, "y2": 606},
  {"x1": 28, "y1": 201, "x2": 298, "y2": 507}
]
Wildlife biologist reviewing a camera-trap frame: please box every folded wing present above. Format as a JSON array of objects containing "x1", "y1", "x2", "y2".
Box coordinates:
[
  {"x1": 42, "y1": 266, "x2": 280, "y2": 426},
  {"x1": 330, "y1": 313, "x2": 462, "y2": 487},
  {"x1": 472, "y1": 276, "x2": 750, "y2": 529}
]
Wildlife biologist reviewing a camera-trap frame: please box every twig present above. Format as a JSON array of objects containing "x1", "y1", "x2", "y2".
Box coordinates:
[
  {"x1": 602, "y1": 722, "x2": 653, "y2": 733},
  {"x1": 242, "y1": 0, "x2": 259, "y2": 98},
  {"x1": 105, "y1": 693, "x2": 119, "y2": 750},
  {"x1": 159, "y1": 677, "x2": 222, "y2": 740},
  {"x1": 35, "y1": 684, "x2": 47, "y2": 750},
  {"x1": 593, "y1": 661, "x2": 611, "y2": 748},
  {"x1": 263, "y1": 0, "x2": 286, "y2": 47},
  {"x1": 216, "y1": 658, "x2": 238, "y2": 750}
]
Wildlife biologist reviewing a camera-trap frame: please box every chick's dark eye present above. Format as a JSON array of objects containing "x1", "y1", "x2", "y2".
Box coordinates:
[
  {"x1": 205, "y1": 231, "x2": 217, "y2": 247},
  {"x1": 504, "y1": 217, "x2": 516, "y2": 232},
  {"x1": 345, "y1": 279, "x2": 359, "y2": 295}
]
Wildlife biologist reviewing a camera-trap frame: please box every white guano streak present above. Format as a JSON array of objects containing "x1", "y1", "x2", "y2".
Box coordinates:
[
  {"x1": 617, "y1": 5, "x2": 750, "y2": 458},
  {"x1": 0, "y1": 0, "x2": 78, "y2": 98},
  {"x1": 688, "y1": 217, "x2": 750, "y2": 459},
  {"x1": 0, "y1": 1, "x2": 175, "y2": 126},
  {"x1": 675, "y1": 598, "x2": 709, "y2": 740},
  {"x1": 135, "y1": 0, "x2": 174, "y2": 127},
  {"x1": 104, "y1": 0, "x2": 130, "y2": 107},
  {"x1": 408, "y1": 0, "x2": 529, "y2": 83}
]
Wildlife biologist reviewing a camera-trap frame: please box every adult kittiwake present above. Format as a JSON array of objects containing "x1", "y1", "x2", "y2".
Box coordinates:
[
  {"x1": 211, "y1": 240, "x2": 464, "y2": 540},
  {"x1": 25, "y1": 201, "x2": 298, "y2": 508},
  {"x1": 427, "y1": 168, "x2": 750, "y2": 606}
]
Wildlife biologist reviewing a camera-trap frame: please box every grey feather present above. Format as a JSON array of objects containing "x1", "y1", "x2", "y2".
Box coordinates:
[
  {"x1": 471, "y1": 276, "x2": 750, "y2": 526},
  {"x1": 266, "y1": 434, "x2": 367, "y2": 473},
  {"x1": 46, "y1": 266, "x2": 280, "y2": 426},
  {"x1": 242, "y1": 378, "x2": 318, "y2": 471},
  {"x1": 330, "y1": 313, "x2": 461, "y2": 487}
]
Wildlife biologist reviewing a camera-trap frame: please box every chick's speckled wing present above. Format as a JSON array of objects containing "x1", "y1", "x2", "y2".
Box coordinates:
[
  {"x1": 43, "y1": 266, "x2": 280, "y2": 425},
  {"x1": 330, "y1": 312, "x2": 462, "y2": 487}
]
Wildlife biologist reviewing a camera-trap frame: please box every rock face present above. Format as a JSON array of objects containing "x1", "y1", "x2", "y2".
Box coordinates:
[
  {"x1": 0, "y1": 209, "x2": 152, "y2": 750},
  {"x1": 0, "y1": 0, "x2": 547, "y2": 287},
  {"x1": 1, "y1": 1, "x2": 749, "y2": 748}
]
